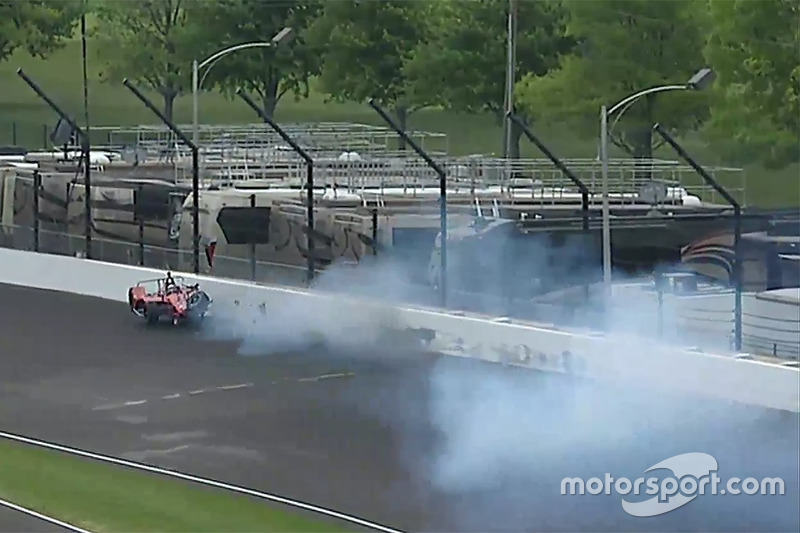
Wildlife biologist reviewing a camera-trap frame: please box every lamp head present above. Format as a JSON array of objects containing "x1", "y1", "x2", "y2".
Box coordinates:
[
  {"x1": 686, "y1": 68, "x2": 715, "y2": 90},
  {"x1": 271, "y1": 27, "x2": 294, "y2": 46}
]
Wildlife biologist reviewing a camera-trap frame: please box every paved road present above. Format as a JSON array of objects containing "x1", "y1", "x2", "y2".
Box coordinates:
[
  {"x1": 0, "y1": 283, "x2": 797, "y2": 532},
  {"x1": 0, "y1": 504, "x2": 71, "y2": 532}
]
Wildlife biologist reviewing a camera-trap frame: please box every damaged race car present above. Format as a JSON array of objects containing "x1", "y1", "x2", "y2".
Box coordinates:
[{"x1": 127, "y1": 272, "x2": 212, "y2": 326}]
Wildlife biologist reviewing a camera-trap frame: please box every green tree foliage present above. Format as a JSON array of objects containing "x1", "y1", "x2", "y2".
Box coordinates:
[
  {"x1": 0, "y1": 0, "x2": 82, "y2": 62},
  {"x1": 306, "y1": 0, "x2": 428, "y2": 132},
  {"x1": 517, "y1": 0, "x2": 710, "y2": 159},
  {"x1": 93, "y1": 0, "x2": 200, "y2": 121},
  {"x1": 705, "y1": 0, "x2": 799, "y2": 167},
  {"x1": 192, "y1": 0, "x2": 321, "y2": 118},
  {"x1": 404, "y1": 0, "x2": 574, "y2": 157}
]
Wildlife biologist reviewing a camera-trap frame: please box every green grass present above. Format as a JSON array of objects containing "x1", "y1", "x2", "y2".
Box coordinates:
[
  {"x1": 0, "y1": 438, "x2": 350, "y2": 533},
  {"x1": 0, "y1": 39, "x2": 796, "y2": 207}
]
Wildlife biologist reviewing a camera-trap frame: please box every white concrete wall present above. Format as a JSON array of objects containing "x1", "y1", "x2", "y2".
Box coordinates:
[{"x1": 0, "y1": 247, "x2": 797, "y2": 413}]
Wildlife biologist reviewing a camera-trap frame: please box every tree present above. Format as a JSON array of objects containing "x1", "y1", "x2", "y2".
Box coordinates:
[
  {"x1": 404, "y1": 0, "x2": 574, "y2": 157},
  {"x1": 306, "y1": 0, "x2": 429, "y2": 134},
  {"x1": 704, "y1": 0, "x2": 799, "y2": 167},
  {"x1": 516, "y1": 0, "x2": 711, "y2": 160},
  {"x1": 191, "y1": 0, "x2": 322, "y2": 119},
  {"x1": 93, "y1": 0, "x2": 201, "y2": 122},
  {"x1": 0, "y1": 0, "x2": 82, "y2": 62}
]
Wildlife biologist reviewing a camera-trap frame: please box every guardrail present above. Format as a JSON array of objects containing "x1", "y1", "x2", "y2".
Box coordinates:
[
  {"x1": 0, "y1": 246, "x2": 797, "y2": 413},
  {"x1": 742, "y1": 291, "x2": 800, "y2": 359},
  {"x1": 610, "y1": 280, "x2": 800, "y2": 359}
]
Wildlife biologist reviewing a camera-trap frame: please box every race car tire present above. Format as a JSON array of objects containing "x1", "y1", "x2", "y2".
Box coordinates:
[
  {"x1": 144, "y1": 305, "x2": 159, "y2": 325},
  {"x1": 189, "y1": 291, "x2": 211, "y2": 310},
  {"x1": 187, "y1": 292, "x2": 211, "y2": 321}
]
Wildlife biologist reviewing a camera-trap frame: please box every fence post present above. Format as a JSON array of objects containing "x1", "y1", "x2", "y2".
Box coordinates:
[
  {"x1": 654, "y1": 268, "x2": 664, "y2": 338},
  {"x1": 33, "y1": 170, "x2": 41, "y2": 252},
  {"x1": 369, "y1": 99, "x2": 448, "y2": 308},
  {"x1": 63, "y1": 182, "x2": 70, "y2": 254},
  {"x1": 236, "y1": 89, "x2": 316, "y2": 285},
  {"x1": 654, "y1": 123, "x2": 742, "y2": 352},
  {"x1": 123, "y1": 79, "x2": 200, "y2": 274},
  {"x1": 509, "y1": 112, "x2": 593, "y2": 303},
  {"x1": 250, "y1": 193, "x2": 257, "y2": 281},
  {"x1": 371, "y1": 208, "x2": 378, "y2": 256},
  {"x1": 136, "y1": 185, "x2": 145, "y2": 266},
  {"x1": 17, "y1": 69, "x2": 93, "y2": 259}
]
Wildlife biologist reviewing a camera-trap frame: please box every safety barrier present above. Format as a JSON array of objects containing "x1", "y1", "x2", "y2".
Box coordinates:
[
  {"x1": 611, "y1": 283, "x2": 800, "y2": 358},
  {"x1": 0, "y1": 247, "x2": 797, "y2": 413},
  {"x1": 742, "y1": 290, "x2": 800, "y2": 359}
]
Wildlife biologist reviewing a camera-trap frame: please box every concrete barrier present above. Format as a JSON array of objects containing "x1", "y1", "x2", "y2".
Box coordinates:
[{"x1": 1, "y1": 247, "x2": 797, "y2": 413}]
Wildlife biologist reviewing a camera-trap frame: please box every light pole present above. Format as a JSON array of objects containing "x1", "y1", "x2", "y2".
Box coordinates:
[
  {"x1": 599, "y1": 67, "x2": 715, "y2": 295},
  {"x1": 502, "y1": 0, "x2": 517, "y2": 158},
  {"x1": 191, "y1": 27, "x2": 293, "y2": 148},
  {"x1": 80, "y1": 5, "x2": 91, "y2": 259}
]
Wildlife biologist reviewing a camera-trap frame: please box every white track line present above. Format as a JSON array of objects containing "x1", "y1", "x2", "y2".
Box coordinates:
[
  {"x1": 0, "y1": 431, "x2": 405, "y2": 533},
  {"x1": 297, "y1": 372, "x2": 356, "y2": 382},
  {"x1": 316, "y1": 372, "x2": 356, "y2": 380},
  {"x1": 92, "y1": 400, "x2": 148, "y2": 411},
  {"x1": 217, "y1": 383, "x2": 253, "y2": 391},
  {"x1": 91, "y1": 403, "x2": 124, "y2": 411},
  {"x1": 92, "y1": 378, "x2": 342, "y2": 411},
  {"x1": 0, "y1": 497, "x2": 94, "y2": 533}
]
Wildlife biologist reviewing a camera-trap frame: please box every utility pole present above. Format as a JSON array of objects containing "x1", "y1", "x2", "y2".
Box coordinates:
[
  {"x1": 80, "y1": 4, "x2": 92, "y2": 259},
  {"x1": 502, "y1": 0, "x2": 518, "y2": 159}
]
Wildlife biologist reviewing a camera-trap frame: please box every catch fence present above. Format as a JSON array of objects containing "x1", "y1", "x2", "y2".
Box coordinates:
[{"x1": 3, "y1": 222, "x2": 797, "y2": 359}]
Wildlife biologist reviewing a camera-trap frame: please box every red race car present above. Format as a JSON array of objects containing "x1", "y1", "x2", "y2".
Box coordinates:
[{"x1": 127, "y1": 272, "x2": 212, "y2": 326}]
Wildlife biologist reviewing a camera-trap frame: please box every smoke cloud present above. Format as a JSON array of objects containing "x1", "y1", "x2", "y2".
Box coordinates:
[
  {"x1": 200, "y1": 250, "x2": 426, "y2": 358},
  {"x1": 199, "y1": 221, "x2": 798, "y2": 532}
]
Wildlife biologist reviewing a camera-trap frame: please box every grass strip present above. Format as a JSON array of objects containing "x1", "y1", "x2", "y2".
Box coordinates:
[{"x1": 0, "y1": 438, "x2": 351, "y2": 532}]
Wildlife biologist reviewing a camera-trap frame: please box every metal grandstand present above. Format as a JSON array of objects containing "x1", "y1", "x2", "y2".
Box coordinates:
[
  {"x1": 83, "y1": 122, "x2": 746, "y2": 208},
  {"x1": 92, "y1": 122, "x2": 448, "y2": 161}
]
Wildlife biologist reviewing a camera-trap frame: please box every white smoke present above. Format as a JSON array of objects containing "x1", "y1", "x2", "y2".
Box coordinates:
[{"x1": 198, "y1": 226, "x2": 797, "y2": 532}]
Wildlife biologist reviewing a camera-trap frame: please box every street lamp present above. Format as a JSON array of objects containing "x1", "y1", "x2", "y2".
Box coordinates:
[
  {"x1": 599, "y1": 67, "x2": 715, "y2": 295},
  {"x1": 191, "y1": 27, "x2": 293, "y2": 148},
  {"x1": 502, "y1": 0, "x2": 517, "y2": 158}
]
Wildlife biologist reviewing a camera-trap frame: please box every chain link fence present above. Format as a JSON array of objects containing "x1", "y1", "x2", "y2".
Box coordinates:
[
  {"x1": 0, "y1": 121, "x2": 126, "y2": 151},
  {"x1": 3, "y1": 221, "x2": 796, "y2": 359},
  {"x1": 0, "y1": 220, "x2": 593, "y2": 328},
  {"x1": 0, "y1": 223, "x2": 310, "y2": 288}
]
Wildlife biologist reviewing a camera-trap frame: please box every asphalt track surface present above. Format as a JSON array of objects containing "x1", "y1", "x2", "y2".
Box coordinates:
[
  {"x1": 0, "y1": 282, "x2": 798, "y2": 532},
  {"x1": 0, "y1": 505, "x2": 71, "y2": 532}
]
